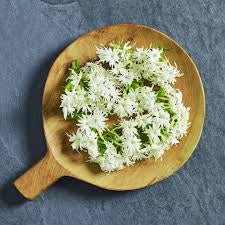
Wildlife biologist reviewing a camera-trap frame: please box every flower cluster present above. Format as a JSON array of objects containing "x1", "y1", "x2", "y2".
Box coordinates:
[{"x1": 60, "y1": 43, "x2": 190, "y2": 172}]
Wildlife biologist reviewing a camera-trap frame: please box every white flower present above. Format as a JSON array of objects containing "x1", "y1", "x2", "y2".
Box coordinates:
[
  {"x1": 133, "y1": 47, "x2": 151, "y2": 63},
  {"x1": 77, "y1": 110, "x2": 107, "y2": 133},
  {"x1": 60, "y1": 42, "x2": 190, "y2": 172},
  {"x1": 94, "y1": 141, "x2": 124, "y2": 172},
  {"x1": 122, "y1": 135, "x2": 142, "y2": 159},
  {"x1": 152, "y1": 106, "x2": 171, "y2": 127},
  {"x1": 142, "y1": 143, "x2": 165, "y2": 159},
  {"x1": 60, "y1": 94, "x2": 73, "y2": 119},
  {"x1": 114, "y1": 95, "x2": 136, "y2": 117},
  {"x1": 147, "y1": 48, "x2": 162, "y2": 63},
  {"x1": 110, "y1": 62, "x2": 124, "y2": 75},
  {"x1": 135, "y1": 114, "x2": 153, "y2": 129},
  {"x1": 69, "y1": 130, "x2": 85, "y2": 150},
  {"x1": 131, "y1": 149, "x2": 147, "y2": 161},
  {"x1": 83, "y1": 128, "x2": 99, "y2": 158},
  {"x1": 117, "y1": 69, "x2": 135, "y2": 86},
  {"x1": 144, "y1": 123, "x2": 161, "y2": 144},
  {"x1": 136, "y1": 86, "x2": 156, "y2": 112},
  {"x1": 77, "y1": 114, "x2": 94, "y2": 132},
  {"x1": 97, "y1": 47, "x2": 120, "y2": 67},
  {"x1": 69, "y1": 69, "x2": 82, "y2": 89},
  {"x1": 120, "y1": 119, "x2": 138, "y2": 137},
  {"x1": 92, "y1": 110, "x2": 108, "y2": 132}
]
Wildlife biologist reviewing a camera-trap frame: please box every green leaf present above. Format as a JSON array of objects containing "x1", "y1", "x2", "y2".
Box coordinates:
[
  {"x1": 158, "y1": 46, "x2": 172, "y2": 52},
  {"x1": 162, "y1": 47, "x2": 172, "y2": 52},
  {"x1": 156, "y1": 88, "x2": 168, "y2": 103},
  {"x1": 67, "y1": 59, "x2": 90, "y2": 91},
  {"x1": 157, "y1": 88, "x2": 166, "y2": 97},
  {"x1": 97, "y1": 139, "x2": 106, "y2": 156},
  {"x1": 68, "y1": 59, "x2": 78, "y2": 77},
  {"x1": 137, "y1": 127, "x2": 149, "y2": 147},
  {"x1": 65, "y1": 82, "x2": 73, "y2": 91},
  {"x1": 111, "y1": 43, "x2": 122, "y2": 50},
  {"x1": 160, "y1": 128, "x2": 171, "y2": 137},
  {"x1": 71, "y1": 111, "x2": 83, "y2": 120},
  {"x1": 159, "y1": 57, "x2": 164, "y2": 62},
  {"x1": 116, "y1": 145, "x2": 122, "y2": 154},
  {"x1": 71, "y1": 59, "x2": 78, "y2": 72},
  {"x1": 165, "y1": 107, "x2": 175, "y2": 117},
  {"x1": 156, "y1": 88, "x2": 175, "y2": 117},
  {"x1": 126, "y1": 79, "x2": 144, "y2": 92},
  {"x1": 79, "y1": 78, "x2": 89, "y2": 90},
  {"x1": 158, "y1": 47, "x2": 172, "y2": 62}
]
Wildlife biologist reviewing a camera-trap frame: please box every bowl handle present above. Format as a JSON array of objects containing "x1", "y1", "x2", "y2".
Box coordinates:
[{"x1": 14, "y1": 152, "x2": 67, "y2": 200}]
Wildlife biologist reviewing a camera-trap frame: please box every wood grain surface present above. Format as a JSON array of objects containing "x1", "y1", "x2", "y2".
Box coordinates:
[{"x1": 14, "y1": 24, "x2": 205, "y2": 200}]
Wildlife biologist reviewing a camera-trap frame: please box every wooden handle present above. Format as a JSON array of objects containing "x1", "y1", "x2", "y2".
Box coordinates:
[{"x1": 14, "y1": 152, "x2": 66, "y2": 200}]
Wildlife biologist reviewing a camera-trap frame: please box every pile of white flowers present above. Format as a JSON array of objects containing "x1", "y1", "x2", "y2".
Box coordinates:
[{"x1": 60, "y1": 43, "x2": 190, "y2": 172}]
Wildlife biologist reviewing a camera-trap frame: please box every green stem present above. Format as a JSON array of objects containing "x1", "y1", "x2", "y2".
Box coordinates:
[
  {"x1": 97, "y1": 130, "x2": 105, "y2": 141},
  {"x1": 107, "y1": 129, "x2": 120, "y2": 138},
  {"x1": 112, "y1": 140, "x2": 123, "y2": 147},
  {"x1": 110, "y1": 126, "x2": 122, "y2": 132},
  {"x1": 157, "y1": 96, "x2": 168, "y2": 101}
]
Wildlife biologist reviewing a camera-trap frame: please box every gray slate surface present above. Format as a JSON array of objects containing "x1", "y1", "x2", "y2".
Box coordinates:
[{"x1": 0, "y1": 0, "x2": 225, "y2": 224}]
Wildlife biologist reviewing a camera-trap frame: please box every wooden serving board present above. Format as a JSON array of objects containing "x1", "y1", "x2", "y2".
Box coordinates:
[{"x1": 14, "y1": 24, "x2": 205, "y2": 200}]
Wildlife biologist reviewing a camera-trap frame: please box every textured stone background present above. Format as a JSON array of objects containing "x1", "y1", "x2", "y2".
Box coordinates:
[{"x1": 0, "y1": 0, "x2": 225, "y2": 224}]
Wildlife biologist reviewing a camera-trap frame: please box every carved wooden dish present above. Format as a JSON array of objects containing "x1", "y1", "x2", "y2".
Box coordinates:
[{"x1": 14, "y1": 24, "x2": 205, "y2": 200}]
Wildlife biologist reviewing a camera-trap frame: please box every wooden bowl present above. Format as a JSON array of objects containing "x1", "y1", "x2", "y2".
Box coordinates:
[{"x1": 14, "y1": 24, "x2": 205, "y2": 200}]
